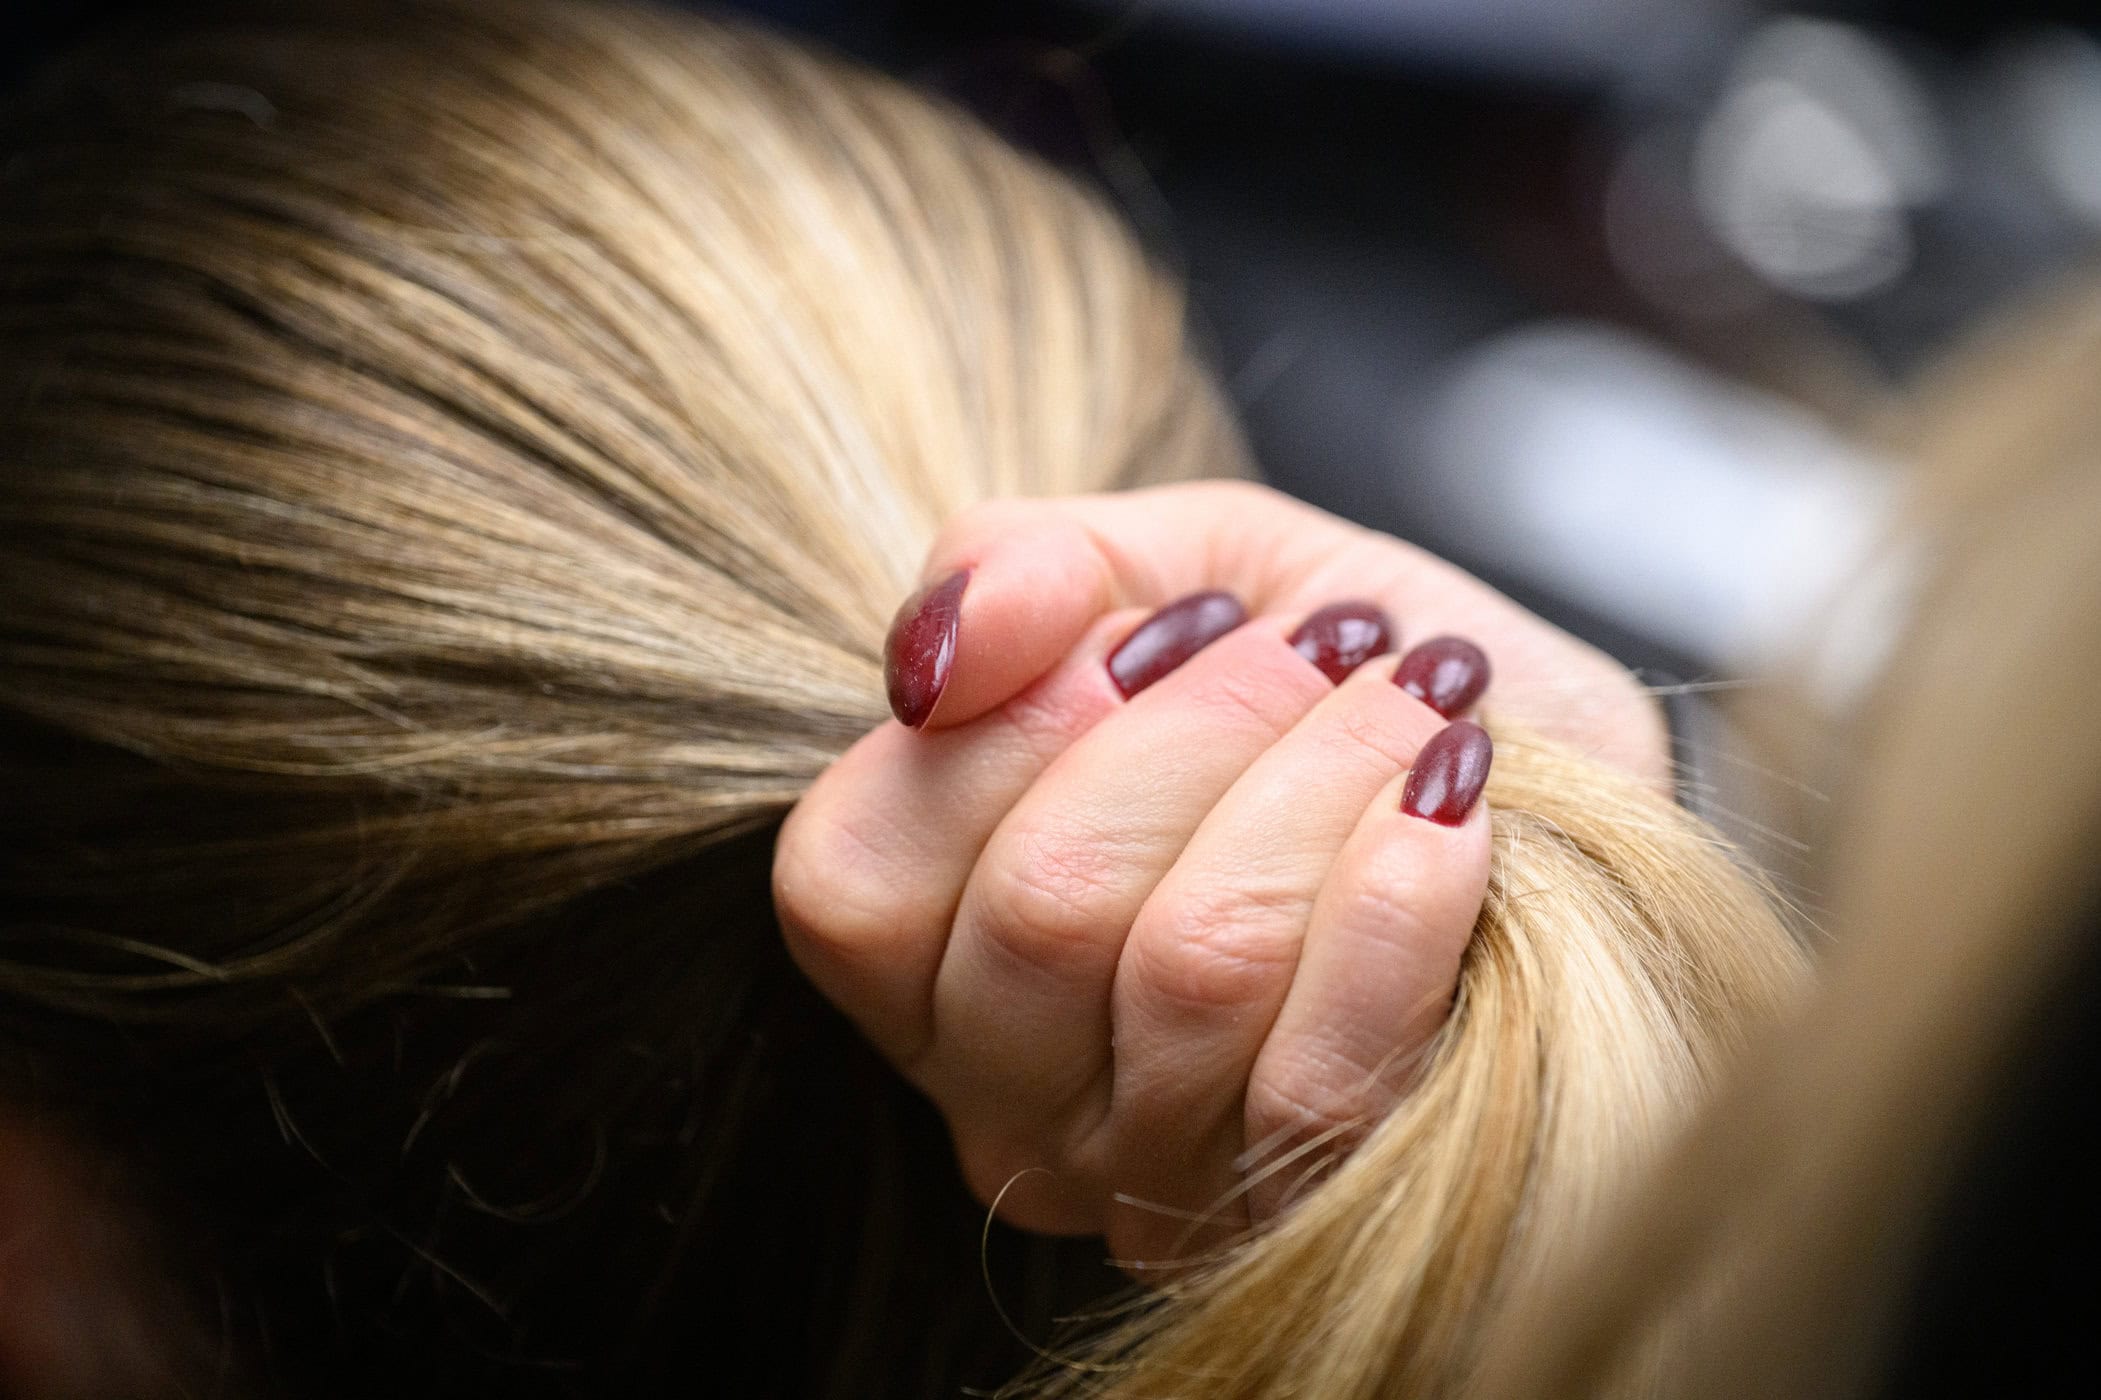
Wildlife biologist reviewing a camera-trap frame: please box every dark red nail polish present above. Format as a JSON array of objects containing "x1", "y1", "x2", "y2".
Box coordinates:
[
  {"x1": 1288, "y1": 601, "x2": 1396, "y2": 684},
  {"x1": 1106, "y1": 590, "x2": 1247, "y2": 698},
  {"x1": 884, "y1": 569, "x2": 969, "y2": 728},
  {"x1": 1393, "y1": 636, "x2": 1491, "y2": 717},
  {"x1": 1401, "y1": 721, "x2": 1492, "y2": 826}
]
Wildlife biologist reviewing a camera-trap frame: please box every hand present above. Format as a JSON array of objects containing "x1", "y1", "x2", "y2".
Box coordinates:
[{"x1": 772, "y1": 481, "x2": 1666, "y2": 1266}]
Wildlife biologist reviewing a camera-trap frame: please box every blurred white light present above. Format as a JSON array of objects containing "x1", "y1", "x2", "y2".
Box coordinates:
[
  {"x1": 1992, "y1": 29, "x2": 2101, "y2": 230},
  {"x1": 1695, "y1": 81, "x2": 1911, "y2": 298},
  {"x1": 1734, "y1": 19, "x2": 1949, "y2": 203},
  {"x1": 1416, "y1": 321, "x2": 1905, "y2": 707},
  {"x1": 1691, "y1": 18, "x2": 1949, "y2": 301}
]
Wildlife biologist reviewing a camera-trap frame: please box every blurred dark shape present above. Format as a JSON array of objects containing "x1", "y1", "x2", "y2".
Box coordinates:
[
  {"x1": 867, "y1": 0, "x2": 2097, "y2": 689},
  {"x1": 1057, "y1": 0, "x2": 1741, "y2": 86}
]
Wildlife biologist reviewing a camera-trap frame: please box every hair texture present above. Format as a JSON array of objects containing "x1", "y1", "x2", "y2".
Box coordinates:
[
  {"x1": 0, "y1": 3, "x2": 1219, "y2": 1393},
  {"x1": 0, "y1": 3, "x2": 1806, "y2": 1397},
  {"x1": 1463, "y1": 274, "x2": 2101, "y2": 1400}
]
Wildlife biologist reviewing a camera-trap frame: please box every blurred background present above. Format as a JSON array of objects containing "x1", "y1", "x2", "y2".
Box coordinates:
[
  {"x1": 708, "y1": 0, "x2": 2100, "y2": 715},
  {"x1": 9, "y1": 0, "x2": 2097, "y2": 727}
]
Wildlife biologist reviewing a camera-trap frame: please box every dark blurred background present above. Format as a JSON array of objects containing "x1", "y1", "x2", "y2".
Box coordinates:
[{"x1": 11, "y1": 0, "x2": 2098, "y2": 695}]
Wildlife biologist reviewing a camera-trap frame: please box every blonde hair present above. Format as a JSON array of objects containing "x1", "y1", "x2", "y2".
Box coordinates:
[
  {"x1": 0, "y1": 2, "x2": 1805, "y2": 1396},
  {"x1": 1470, "y1": 276, "x2": 2101, "y2": 1400}
]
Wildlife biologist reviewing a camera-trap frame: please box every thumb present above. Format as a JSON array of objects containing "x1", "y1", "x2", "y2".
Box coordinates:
[{"x1": 885, "y1": 482, "x2": 1352, "y2": 729}]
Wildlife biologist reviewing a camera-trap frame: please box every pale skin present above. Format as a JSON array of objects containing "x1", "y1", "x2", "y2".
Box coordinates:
[{"x1": 772, "y1": 481, "x2": 1669, "y2": 1268}]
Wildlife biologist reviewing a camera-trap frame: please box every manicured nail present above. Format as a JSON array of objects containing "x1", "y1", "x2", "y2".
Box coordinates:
[
  {"x1": 1288, "y1": 601, "x2": 1396, "y2": 684},
  {"x1": 1401, "y1": 721, "x2": 1492, "y2": 826},
  {"x1": 884, "y1": 569, "x2": 969, "y2": 728},
  {"x1": 1107, "y1": 590, "x2": 1247, "y2": 698},
  {"x1": 1393, "y1": 636, "x2": 1491, "y2": 717}
]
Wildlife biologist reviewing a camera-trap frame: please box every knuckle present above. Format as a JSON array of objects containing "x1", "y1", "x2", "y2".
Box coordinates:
[
  {"x1": 998, "y1": 675, "x2": 1106, "y2": 760},
  {"x1": 953, "y1": 1128, "x2": 1102, "y2": 1236},
  {"x1": 1244, "y1": 1045, "x2": 1380, "y2": 1158},
  {"x1": 1188, "y1": 478, "x2": 1311, "y2": 529},
  {"x1": 1185, "y1": 659, "x2": 1303, "y2": 737},
  {"x1": 1193, "y1": 477, "x2": 1282, "y2": 512},
  {"x1": 770, "y1": 807, "x2": 913, "y2": 963},
  {"x1": 1130, "y1": 881, "x2": 1305, "y2": 1016},
  {"x1": 931, "y1": 497, "x2": 1029, "y2": 555},
  {"x1": 972, "y1": 825, "x2": 1133, "y2": 982},
  {"x1": 954, "y1": 1131, "x2": 1049, "y2": 1218},
  {"x1": 1326, "y1": 702, "x2": 1419, "y2": 769},
  {"x1": 953, "y1": 1129, "x2": 1029, "y2": 1211}
]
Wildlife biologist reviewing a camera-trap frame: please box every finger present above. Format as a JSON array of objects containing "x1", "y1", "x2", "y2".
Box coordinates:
[
  {"x1": 1241, "y1": 720, "x2": 1494, "y2": 1220},
  {"x1": 887, "y1": 482, "x2": 1365, "y2": 729},
  {"x1": 887, "y1": 485, "x2": 1656, "y2": 795},
  {"x1": 1096, "y1": 654, "x2": 1450, "y2": 1257},
  {"x1": 775, "y1": 608, "x2": 1142, "y2": 1064},
  {"x1": 930, "y1": 620, "x2": 1329, "y2": 1137}
]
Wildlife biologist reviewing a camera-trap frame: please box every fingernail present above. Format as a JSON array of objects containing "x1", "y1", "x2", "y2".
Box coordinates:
[
  {"x1": 1393, "y1": 636, "x2": 1491, "y2": 717},
  {"x1": 1401, "y1": 721, "x2": 1492, "y2": 826},
  {"x1": 1288, "y1": 601, "x2": 1396, "y2": 684},
  {"x1": 1106, "y1": 590, "x2": 1247, "y2": 699},
  {"x1": 884, "y1": 569, "x2": 969, "y2": 728}
]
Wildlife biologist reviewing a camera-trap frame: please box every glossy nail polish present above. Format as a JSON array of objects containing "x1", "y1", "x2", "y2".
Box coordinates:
[
  {"x1": 1288, "y1": 601, "x2": 1396, "y2": 684},
  {"x1": 1106, "y1": 590, "x2": 1247, "y2": 698},
  {"x1": 1393, "y1": 636, "x2": 1491, "y2": 718},
  {"x1": 1401, "y1": 721, "x2": 1492, "y2": 826},
  {"x1": 884, "y1": 569, "x2": 969, "y2": 728}
]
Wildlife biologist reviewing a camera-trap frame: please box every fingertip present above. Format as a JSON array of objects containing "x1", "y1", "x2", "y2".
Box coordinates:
[
  {"x1": 1393, "y1": 636, "x2": 1492, "y2": 719},
  {"x1": 1286, "y1": 600, "x2": 1397, "y2": 685},
  {"x1": 902, "y1": 514, "x2": 1119, "y2": 730},
  {"x1": 884, "y1": 569, "x2": 969, "y2": 728},
  {"x1": 1399, "y1": 720, "x2": 1493, "y2": 826},
  {"x1": 1104, "y1": 590, "x2": 1248, "y2": 699}
]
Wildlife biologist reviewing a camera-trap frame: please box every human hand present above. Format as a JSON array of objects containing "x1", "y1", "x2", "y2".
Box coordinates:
[{"x1": 772, "y1": 481, "x2": 1666, "y2": 1266}]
